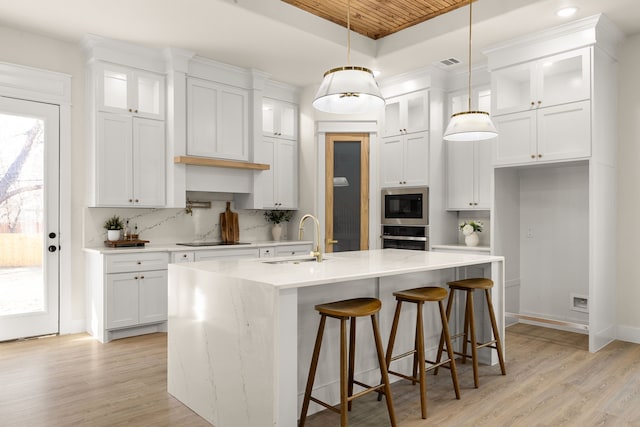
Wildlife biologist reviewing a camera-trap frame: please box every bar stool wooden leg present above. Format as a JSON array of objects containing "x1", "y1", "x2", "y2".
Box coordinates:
[
  {"x1": 371, "y1": 313, "x2": 397, "y2": 427},
  {"x1": 462, "y1": 291, "x2": 471, "y2": 366},
  {"x1": 466, "y1": 290, "x2": 479, "y2": 388},
  {"x1": 299, "y1": 315, "x2": 327, "y2": 427},
  {"x1": 416, "y1": 301, "x2": 427, "y2": 419},
  {"x1": 347, "y1": 317, "x2": 356, "y2": 412},
  {"x1": 434, "y1": 289, "x2": 455, "y2": 374},
  {"x1": 438, "y1": 299, "x2": 460, "y2": 399},
  {"x1": 340, "y1": 318, "x2": 348, "y2": 426},
  {"x1": 485, "y1": 289, "x2": 506, "y2": 375}
]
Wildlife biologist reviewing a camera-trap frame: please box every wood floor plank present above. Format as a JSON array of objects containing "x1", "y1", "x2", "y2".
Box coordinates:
[{"x1": 1, "y1": 324, "x2": 640, "y2": 426}]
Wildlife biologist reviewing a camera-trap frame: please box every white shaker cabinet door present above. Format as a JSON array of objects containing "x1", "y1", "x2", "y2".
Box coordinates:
[
  {"x1": 493, "y1": 111, "x2": 536, "y2": 166},
  {"x1": 536, "y1": 100, "x2": 591, "y2": 162},
  {"x1": 133, "y1": 118, "x2": 165, "y2": 207},
  {"x1": 275, "y1": 140, "x2": 298, "y2": 209},
  {"x1": 403, "y1": 131, "x2": 429, "y2": 186},
  {"x1": 138, "y1": 270, "x2": 168, "y2": 325},
  {"x1": 96, "y1": 113, "x2": 133, "y2": 206},
  {"x1": 447, "y1": 140, "x2": 475, "y2": 209},
  {"x1": 106, "y1": 273, "x2": 139, "y2": 330},
  {"x1": 380, "y1": 136, "x2": 404, "y2": 187}
]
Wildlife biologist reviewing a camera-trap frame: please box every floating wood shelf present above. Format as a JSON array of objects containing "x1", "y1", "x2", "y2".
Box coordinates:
[{"x1": 174, "y1": 156, "x2": 270, "y2": 170}]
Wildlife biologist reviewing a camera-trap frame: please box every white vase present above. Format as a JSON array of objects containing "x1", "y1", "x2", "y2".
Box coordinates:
[
  {"x1": 107, "y1": 229, "x2": 121, "y2": 241},
  {"x1": 465, "y1": 232, "x2": 479, "y2": 247},
  {"x1": 271, "y1": 223, "x2": 282, "y2": 241}
]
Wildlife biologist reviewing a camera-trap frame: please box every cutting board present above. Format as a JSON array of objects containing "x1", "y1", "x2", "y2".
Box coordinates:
[{"x1": 220, "y1": 201, "x2": 239, "y2": 243}]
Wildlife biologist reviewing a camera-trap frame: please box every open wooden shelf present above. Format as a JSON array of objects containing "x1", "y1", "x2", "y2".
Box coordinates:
[{"x1": 174, "y1": 156, "x2": 270, "y2": 170}]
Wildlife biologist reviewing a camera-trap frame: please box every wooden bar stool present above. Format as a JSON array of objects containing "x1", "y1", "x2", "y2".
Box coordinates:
[
  {"x1": 299, "y1": 297, "x2": 397, "y2": 427},
  {"x1": 378, "y1": 286, "x2": 460, "y2": 419},
  {"x1": 436, "y1": 278, "x2": 506, "y2": 388}
]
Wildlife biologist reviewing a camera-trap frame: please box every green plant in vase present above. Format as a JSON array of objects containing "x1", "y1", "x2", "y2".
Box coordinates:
[{"x1": 104, "y1": 215, "x2": 124, "y2": 241}]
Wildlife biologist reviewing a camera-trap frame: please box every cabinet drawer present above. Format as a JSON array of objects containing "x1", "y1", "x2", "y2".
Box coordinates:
[
  {"x1": 195, "y1": 248, "x2": 260, "y2": 261},
  {"x1": 171, "y1": 251, "x2": 195, "y2": 263},
  {"x1": 275, "y1": 244, "x2": 312, "y2": 257},
  {"x1": 105, "y1": 252, "x2": 169, "y2": 273},
  {"x1": 259, "y1": 247, "x2": 276, "y2": 257}
]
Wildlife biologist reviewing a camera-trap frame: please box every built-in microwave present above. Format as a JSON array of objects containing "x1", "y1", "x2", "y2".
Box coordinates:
[{"x1": 381, "y1": 186, "x2": 429, "y2": 226}]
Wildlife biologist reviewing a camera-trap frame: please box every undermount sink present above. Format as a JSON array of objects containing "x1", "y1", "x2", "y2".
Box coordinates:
[{"x1": 262, "y1": 257, "x2": 327, "y2": 265}]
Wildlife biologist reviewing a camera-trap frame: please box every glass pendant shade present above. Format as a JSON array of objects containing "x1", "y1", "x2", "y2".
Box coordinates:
[
  {"x1": 313, "y1": 66, "x2": 384, "y2": 114},
  {"x1": 443, "y1": 111, "x2": 498, "y2": 141}
]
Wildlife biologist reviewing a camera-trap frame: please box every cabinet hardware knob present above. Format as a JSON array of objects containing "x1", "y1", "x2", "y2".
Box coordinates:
[
  {"x1": 129, "y1": 199, "x2": 133, "y2": 202},
  {"x1": 48, "y1": 245, "x2": 57, "y2": 253},
  {"x1": 531, "y1": 154, "x2": 535, "y2": 159},
  {"x1": 469, "y1": 202, "x2": 473, "y2": 206},
  {"x1": 140, "y1": 275, "x2": 144, "y2": 279},
  {"x1": 49, "y1": 232, "x2": 57, "y2": 239},
  {"x1": 183, "y1": 254, "x2": 187, "y2": 258},
  {"x1": 474, "y1": 203, "x2": 478, "y2": 206},
  {"x1": 134, "y1": 276, "x2": 138, "y2": 279},
  {"x1": 531, "y1": 101, "x2": 535, "y2": 106},
  {"x1": 135, "y1": 199, "x2": 139, "y2": 203},
  {"x1": 137, "y1": 261, "x2": 141, "y2": 265},
  {"x1": 129, "y1": 108, "x2": 133, "y2": 112},
  {"x1": 538, "y1": 154, "x2": 542, "y2": 158},
  {"x1": 538, "y1": 101, "x2": 542, "y2": 105},
  {"x1": 135, "y1": 109, "x2": 138, "y2": 113}
]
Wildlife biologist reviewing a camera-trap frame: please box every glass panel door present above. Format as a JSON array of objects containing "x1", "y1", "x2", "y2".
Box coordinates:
[
  {"x1": 0, "y1": 97, "x2": 59, "y2": 341},
  {"x1": 325, "y1": 134, "x2": 369, "y2": 253}
]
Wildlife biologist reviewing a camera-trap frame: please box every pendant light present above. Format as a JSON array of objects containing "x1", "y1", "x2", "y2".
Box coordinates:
[
  {"x1": 312, "y1": 0, "x2": 384, "y2": 114},
  {"x1": 443, "y1": 0, "x2": 497, "y2": 141}
]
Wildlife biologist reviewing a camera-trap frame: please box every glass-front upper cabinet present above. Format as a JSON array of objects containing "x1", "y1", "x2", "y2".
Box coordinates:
[
  {"x1": 492, "y1": 47, "x2": 590, "y2": 116},
  {"x1": 97, "y1": 63, "x2": 165, "y2": 120},
  {"x1": 449, "y1": 86, "x2": 492, "y2": 116},
  {"x1": 383, "y1": 90, "x2": 429, "y2": 137},
  {"x1": 262, "y1": 98, "x2": 298, "y2": 141}
]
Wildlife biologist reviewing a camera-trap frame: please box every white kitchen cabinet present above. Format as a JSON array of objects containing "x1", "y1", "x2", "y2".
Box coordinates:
[
  {"x1": 492, "y1": 48, "x2": 590, "y2": 116},
  {"x1": 380, "y1": 131, "x2": 429, "y2": 188},
  {"x1": 262, "y1": 98, "x2": 297, "y2": 141},
  {"x1": 493, "y1": 100, "x2": 590, "y2": 166},
  {"x1": 97, "y1": 62, "x2": 164, "y2": 120},
  {"x1": 86, "y1": 251, "x2": 169, "y2": 343},
  {"x1": 257, "y1": 137, "x2": 298, "y2": 209},
  {"x1": 106, "y1": 269, "x2": 167, "y2": 329},
  {"x1": 94, "y1": 112, "x2": 165, "y2": 207},
  {"x1": 187, "y1": 77, "x2": 249, "y2": 161},
  {"x1": 383, "y1": 90, "x2": 429, "y2": 137},
  {"x1": 447, "y1": 140, "x2": 492, "y2": 210},
  {"x1": 447, "y1": 87, "x2": 493, "y2": 210}
]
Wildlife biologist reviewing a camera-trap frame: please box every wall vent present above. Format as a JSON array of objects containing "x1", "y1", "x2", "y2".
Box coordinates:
[{"x1": 439, "y1": 57, "x2": 461, "y2": 67}]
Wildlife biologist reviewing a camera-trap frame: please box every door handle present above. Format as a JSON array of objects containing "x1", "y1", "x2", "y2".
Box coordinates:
[{"x1": 326, "y1": 239, "x2": 338, "y2": 245}]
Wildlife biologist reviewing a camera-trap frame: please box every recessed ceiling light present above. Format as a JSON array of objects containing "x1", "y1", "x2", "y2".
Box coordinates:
[{"x1": 556, "y1": 7, "x2": 578, "y2": 18}]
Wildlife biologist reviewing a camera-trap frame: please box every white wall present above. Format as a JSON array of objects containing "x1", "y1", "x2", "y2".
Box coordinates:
[
  {"x1": 616, "y1": 33, "x2": 640, "y2": 342},
  {"x1": 0, "y1": 24, "x2": 86, "y2": 328}
]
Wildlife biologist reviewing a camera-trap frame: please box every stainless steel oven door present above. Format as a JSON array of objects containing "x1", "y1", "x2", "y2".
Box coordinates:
[{"x1": 381, "y1": 235, "x2": 429, "y2": 251}]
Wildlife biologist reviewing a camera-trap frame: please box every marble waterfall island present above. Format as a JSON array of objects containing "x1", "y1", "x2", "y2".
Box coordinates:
[{"x1": 167, "y1": 249, "x2": 505, "y2": 427}]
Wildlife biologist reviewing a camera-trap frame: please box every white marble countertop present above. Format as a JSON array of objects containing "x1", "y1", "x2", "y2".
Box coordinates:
[
  {"x1": 83, "y1": 240, "x2": 313, "y2": 254},
  {"x1": 431, "y1": 244, "x2": 491, "y2": 253},
  {"x1": 170, "y1": 248, "x2": 504, "y2": 289}
]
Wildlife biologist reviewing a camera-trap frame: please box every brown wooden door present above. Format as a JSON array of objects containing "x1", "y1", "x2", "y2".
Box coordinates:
[{"x1": 325, "y1": 133, "x2": 369, "y2": 253}]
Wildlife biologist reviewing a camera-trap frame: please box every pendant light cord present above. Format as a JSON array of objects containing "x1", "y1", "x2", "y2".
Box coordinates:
[
  {"x1": 467, "y1": 0, "x2": 473, "y2": 111},
  {"x1": 347, "y1": 0, "x2": 351, "y2": 65}
]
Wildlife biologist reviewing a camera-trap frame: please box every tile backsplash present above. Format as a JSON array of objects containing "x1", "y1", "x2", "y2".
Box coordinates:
[{"x1": 84, "y1": 200, "x2": 281, "y2": 247}]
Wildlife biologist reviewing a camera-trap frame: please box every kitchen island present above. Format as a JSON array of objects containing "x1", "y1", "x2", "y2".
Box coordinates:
[{"x1": 167, "y1": 249, "x2": 504, "y2": 427}]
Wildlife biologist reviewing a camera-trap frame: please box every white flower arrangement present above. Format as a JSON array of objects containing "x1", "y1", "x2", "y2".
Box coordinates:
[{"x1": 459, "y1": 220, "x2": 483, "y2": 236}]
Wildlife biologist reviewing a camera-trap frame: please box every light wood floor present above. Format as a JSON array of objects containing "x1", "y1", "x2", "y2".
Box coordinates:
[{"x1": 1, "y1": 324, "x2": 639, "y2": 426}]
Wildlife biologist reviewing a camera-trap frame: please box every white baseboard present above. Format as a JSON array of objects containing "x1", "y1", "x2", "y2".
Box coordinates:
[
  {"x1": 59, "y1": 319, "x2": 86, "y2": 335},
  {"x1": 616, "y1": 325, "x2": 640, "y2": 344}
]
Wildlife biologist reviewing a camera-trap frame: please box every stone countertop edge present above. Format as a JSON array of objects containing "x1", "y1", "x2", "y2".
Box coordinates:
[
  {"x1": 83, "y1": 240, "x2": 314, "y2": 254},
  {"x1": 168, "y1": 249, "x2": 505, "y2": 290},
  {"x1": 431, "y1": 244, "x2": 491, "y2": 252}
]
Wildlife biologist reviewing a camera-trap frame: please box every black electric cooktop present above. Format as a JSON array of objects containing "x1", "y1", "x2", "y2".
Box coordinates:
[{"x1": 176, "y1": 242, "x2": 251, "y2": 247}]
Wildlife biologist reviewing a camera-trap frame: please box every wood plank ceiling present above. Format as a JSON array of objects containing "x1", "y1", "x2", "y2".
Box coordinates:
[{"x1": 282, "y1": 0, "x2": 471, "y2": 40}]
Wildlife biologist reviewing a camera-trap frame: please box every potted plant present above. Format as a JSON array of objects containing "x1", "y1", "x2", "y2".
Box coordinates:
[
  {"x1": 104, "y1": 215, "x2": 124, "y2": 241},
  {"x1": 264, "y1": 209, "x2": 293, "y2": 241},
  {"x1": 459, "y1": 220, "x2": 483, "y2": 247}
]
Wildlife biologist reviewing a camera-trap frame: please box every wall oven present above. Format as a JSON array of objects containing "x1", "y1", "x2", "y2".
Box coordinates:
[
  {"x1": 381, "y1": 186, "x2": 429, "y2": 251},
  {"x1": 381, "y1": 225, "x2": 429, "y2": 251}
]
